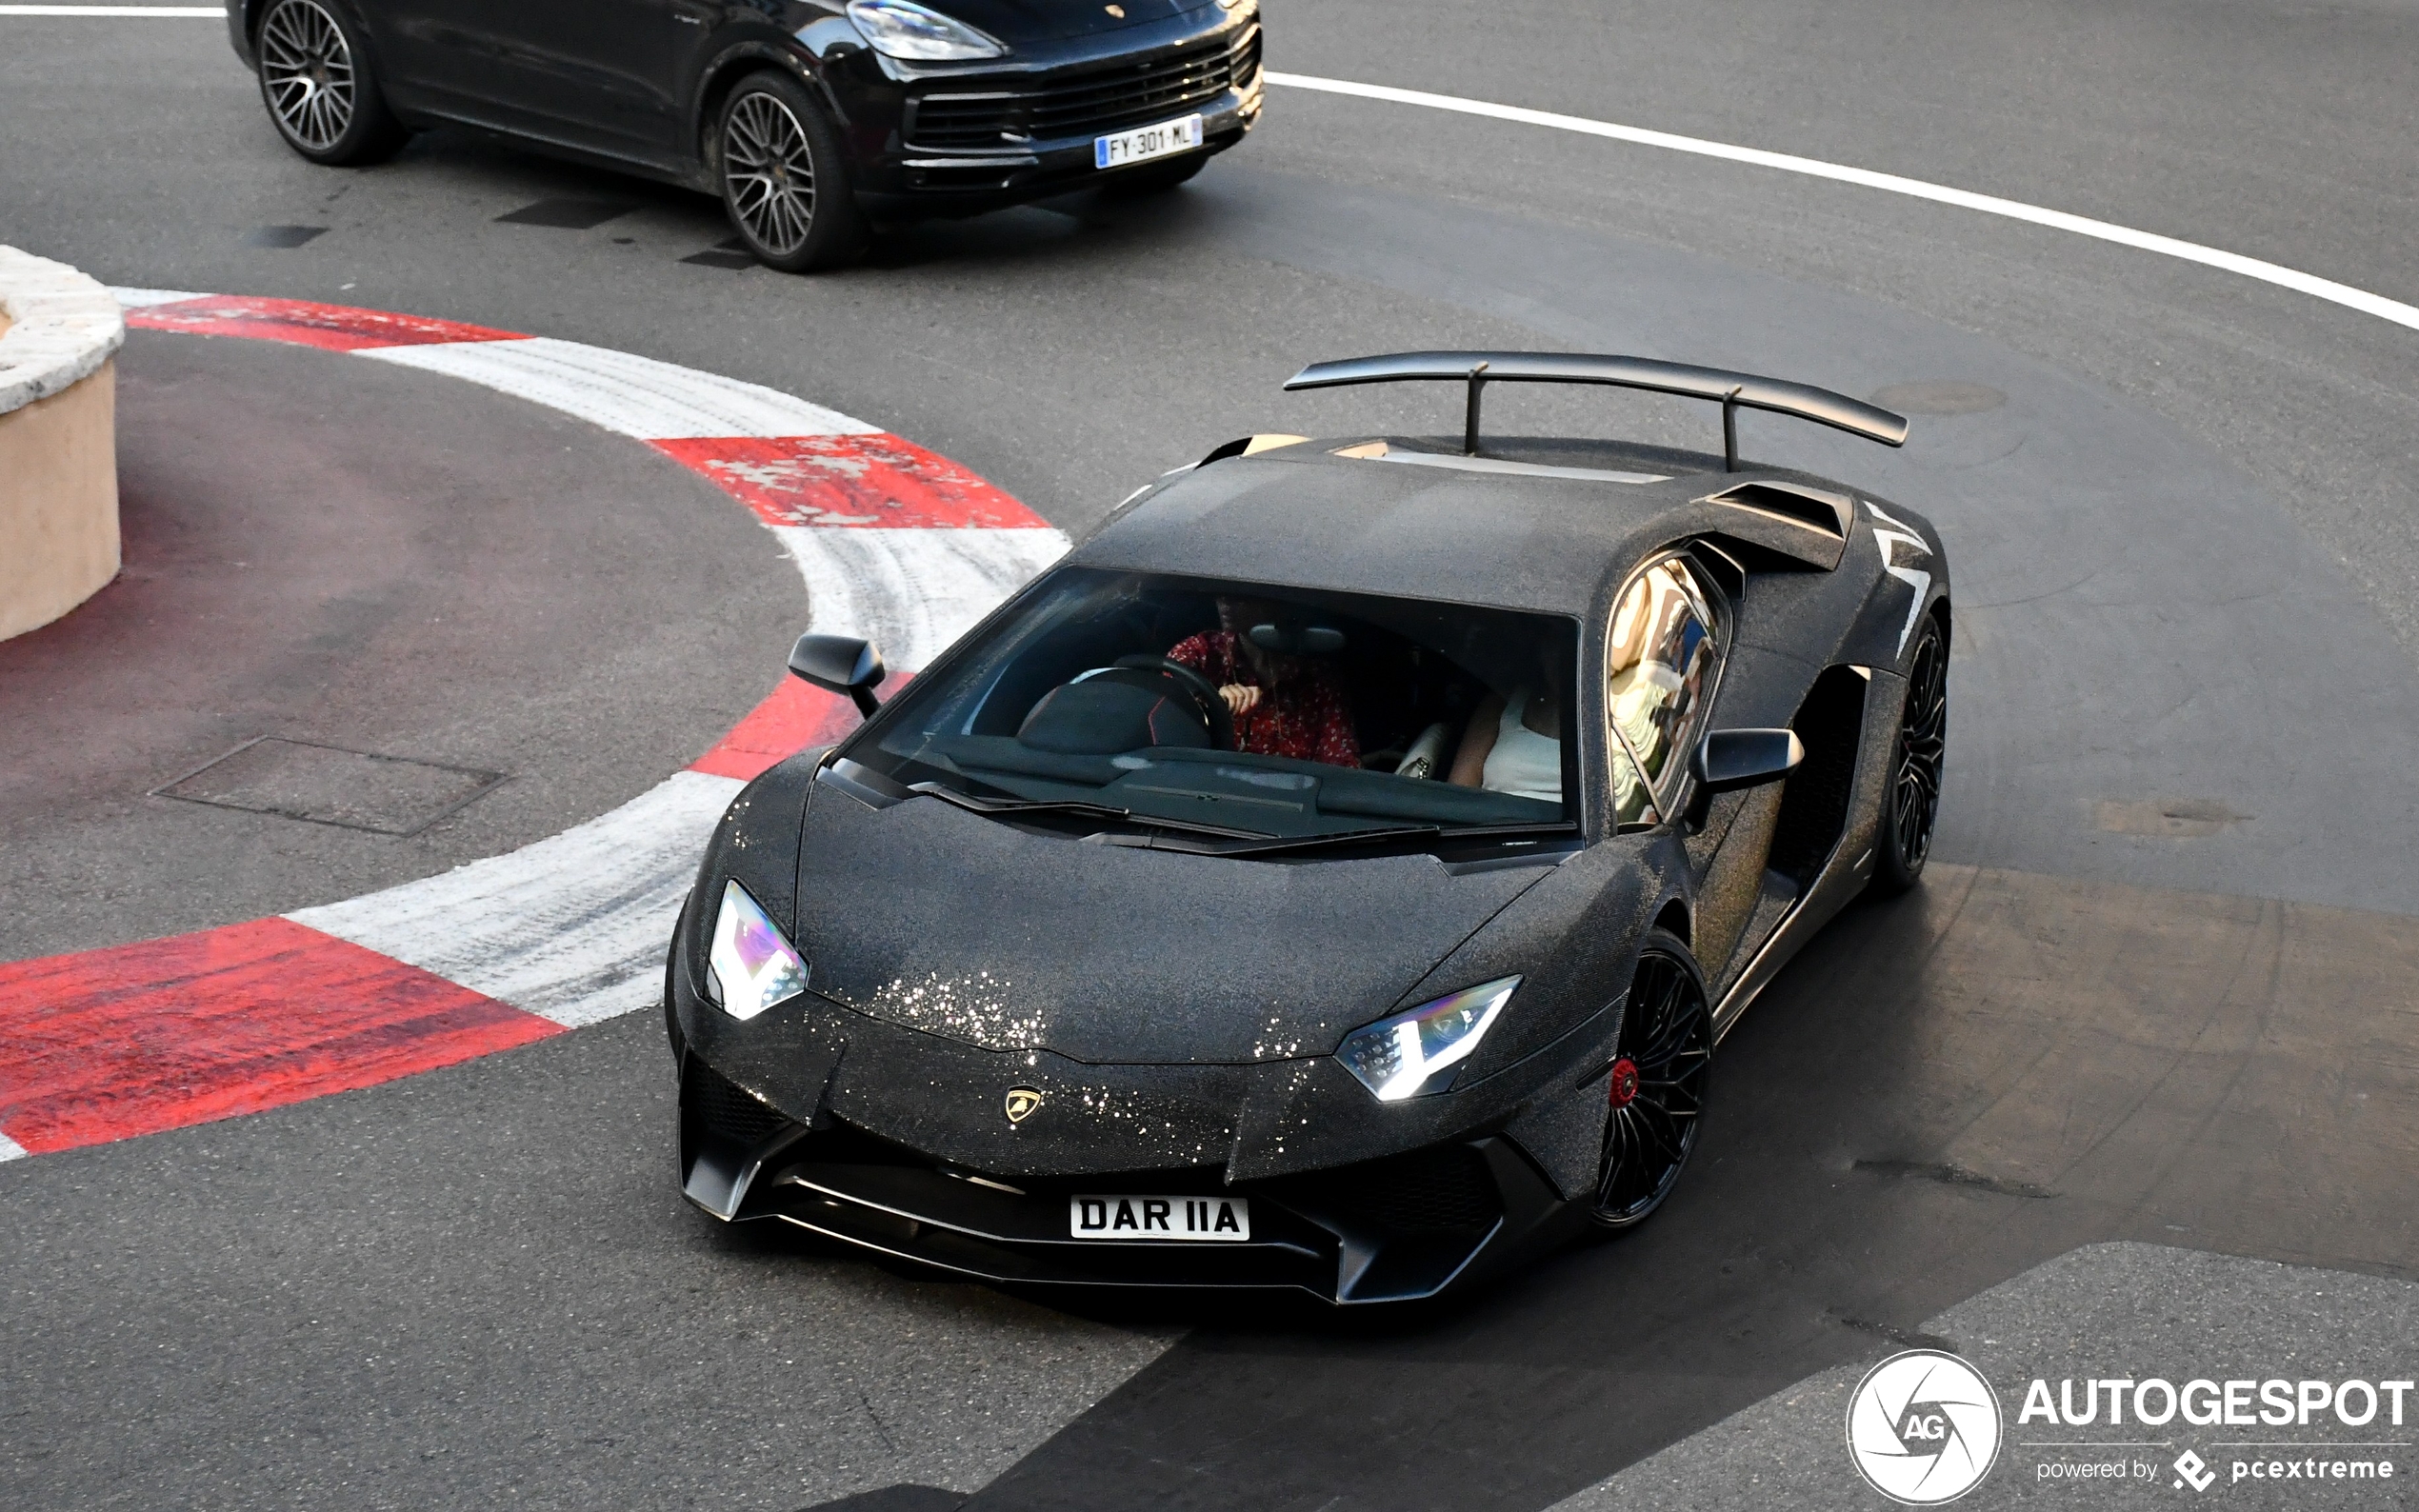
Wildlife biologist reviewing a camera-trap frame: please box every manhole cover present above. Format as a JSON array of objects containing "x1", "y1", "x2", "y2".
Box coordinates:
[
  {"x1": 153, "y1": 738, "x2": 507, "y2": 836},
  {"x1": 1870, "y1": 380, "x2": 2007, "y2": 415}
]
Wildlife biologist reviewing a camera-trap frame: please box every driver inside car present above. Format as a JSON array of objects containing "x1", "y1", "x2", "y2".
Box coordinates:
[{"x1": 1167, "y1": 597, "x2": 1361, "y2": 767}]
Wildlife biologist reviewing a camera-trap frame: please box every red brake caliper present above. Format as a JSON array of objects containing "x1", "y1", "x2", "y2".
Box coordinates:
[{"x1": 1609, "y1": 1057, "x2": 1641, "y2": 1109}]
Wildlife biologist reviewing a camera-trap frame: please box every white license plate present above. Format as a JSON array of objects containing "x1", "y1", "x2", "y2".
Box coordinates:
[
  {"x1": 1069, "y1": 1193, "x2": 1250, "y2": 1242},
  {"x1": 1094, "y1": 114, "x2": 1203, "y2": 170}
]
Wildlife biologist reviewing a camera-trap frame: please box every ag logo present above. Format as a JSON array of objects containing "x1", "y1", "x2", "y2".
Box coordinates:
[
  {"x1": 1003, "y1": 1086, "x2": 1044, "y2": 1124},
  {"x1": 1845, "y1": 1349, "x2": 2003, "y2": 1504}
]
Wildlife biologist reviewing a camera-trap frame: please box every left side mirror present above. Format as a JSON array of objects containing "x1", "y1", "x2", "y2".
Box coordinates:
[
  {"x1": 790, "y1": 632, "x2": 886, "y2": 718},
  {"x1": 1693, "y1": 727, "x2": 1804, "y2": 794}
]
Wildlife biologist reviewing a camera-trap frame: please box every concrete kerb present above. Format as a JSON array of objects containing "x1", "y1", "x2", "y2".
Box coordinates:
[
  {"x1": 0, "y1": 288, "x2": 1068, "y2": 1160},
  {"x1": 0, "y1": 246, "x2": 125, "y2": 642}
]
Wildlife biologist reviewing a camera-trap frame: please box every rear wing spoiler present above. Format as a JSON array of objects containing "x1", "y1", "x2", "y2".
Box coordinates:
[{"x1": 1282, "y1": 350, "x2": 1909, "y2": 471}]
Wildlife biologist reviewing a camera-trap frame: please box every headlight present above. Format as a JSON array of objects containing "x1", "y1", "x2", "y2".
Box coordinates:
[
  {"x1": 1216, "y1": 0, "x2": 1250, "y2": 9},
  {"x1": 704, "y1": 880, "x2": 808, "y2": 1022},
  {"x1": 1335, "y1": 977, "x2": 1521, "y2": 1102},
  {"x1": 845, "y1": 0, "x2": 1006, "y2": 60}
]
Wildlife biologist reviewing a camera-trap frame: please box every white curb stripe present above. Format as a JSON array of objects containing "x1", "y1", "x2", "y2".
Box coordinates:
[
  {"x1": 290, "y1": 771, "x2": 744, "y2": 1028},
  {"x1": 89, "y1": 290, "x2": 1068, "y2": 1056},
  {"x1": 776, "y1": 526, "x2": 1070, "y2": 673},
  {"x1": 0, "y1": 1131, "x2": 26, "y2": 1162},
  {"x1": 108, "y1": 287, "x2": 211, "y2": 307},
  {"x1": 361, "y1": 336, "x2": 879, "y2": 441},
  {"x1": 1267, "y1": 71, "x2": 2419, "y2": 335}
]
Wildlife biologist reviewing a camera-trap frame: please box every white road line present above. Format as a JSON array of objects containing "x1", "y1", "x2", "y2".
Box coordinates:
[
  {"x1": 361, "y1": 336, "x2": 878, "y2": 440},
  {"x1": 1268, "y1": 71, "x2": 2419, "y2": 336},
  {"x1": 0, "y1": 1131, "x2": 27, "y2": 1162},
  {"x1": 0, "y1": 5, "x2": 219, "y2": 12},
  {"x1": 290, "y1": 770, "x2": 744, "y2": 1028}
]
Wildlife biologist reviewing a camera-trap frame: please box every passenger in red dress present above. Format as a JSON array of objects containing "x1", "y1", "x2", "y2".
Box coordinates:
[{"x1": 1168, "y1": 598, "x2": 1360, "y2": 767}]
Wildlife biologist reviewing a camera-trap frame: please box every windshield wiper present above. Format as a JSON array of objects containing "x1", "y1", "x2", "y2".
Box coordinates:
[
  {"x1": 1180, "y1": 821, "x2": 1581, "y2": 860},
  {"x1": 907, "y1": 782, "x2": 1270, "y2": 841}
]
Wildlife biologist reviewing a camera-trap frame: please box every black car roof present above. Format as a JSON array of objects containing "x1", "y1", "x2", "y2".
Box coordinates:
[{"x1": 1067, "y1": 437, "x2": 1859, "y2": 615}]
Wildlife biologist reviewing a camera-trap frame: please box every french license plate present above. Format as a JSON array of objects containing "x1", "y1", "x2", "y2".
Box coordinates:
[
  {"x1": 1069, "y1": 1193, "x2": 1250, "y2": 1242},
  {"x1": 1094, "y1": 113, "x2": 1204, "y2": 170}
]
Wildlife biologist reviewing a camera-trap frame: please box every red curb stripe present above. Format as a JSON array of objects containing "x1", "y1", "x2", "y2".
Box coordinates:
[
  {"x1": 689, "y1": 673, "x2": 917, "y2": 781},
  {"x1": 651, "y1": 433, "x2": 1051, "y2": 529},
  {"x1": 0, "y1": 919, "x2": 561, "y2": 1154},
  {"x1": 126, "y1": 296, "x2": 527, "y2": 352},
  {"x1": 689, "y1": 678, "x2": 861, "y2": 781}
]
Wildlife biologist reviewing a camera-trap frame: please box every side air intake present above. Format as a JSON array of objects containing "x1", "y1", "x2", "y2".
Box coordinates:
[{"x1": 1698, "y1": 480, "x2": 1853, "y2": 538}]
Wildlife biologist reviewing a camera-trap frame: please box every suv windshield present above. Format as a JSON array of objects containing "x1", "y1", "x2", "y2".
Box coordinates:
[{"x1": 845, "y1": 568, "x2": 1581, "y2": 853}]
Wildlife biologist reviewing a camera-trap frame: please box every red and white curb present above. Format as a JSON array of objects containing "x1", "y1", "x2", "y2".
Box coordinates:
[{"x1": 0, "y1": 291, "x2": 1066, "y2": 1161}]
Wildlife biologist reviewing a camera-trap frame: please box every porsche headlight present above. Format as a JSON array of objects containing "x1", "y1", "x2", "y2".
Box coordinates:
[
  {"x1": 1336, "y1": 976, "x2": 1521, "y2": 1102},
  {"x1": 845, "y1": 0, "x2": 1006, "y2": 60},
  {"x1": 704, "y1": 880, "x2": 808, "y2": 1022}
]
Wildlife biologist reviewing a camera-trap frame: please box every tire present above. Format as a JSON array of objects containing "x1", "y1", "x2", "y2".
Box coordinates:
[
  {"x1": 1870, "y1": 613, "x2": 1948, "y2": 894},
  {"x1": 1589, "y1": 928, "x2": 1713, "y2": 1230},
  {"x1": 715, "y1": 71, "x2": 867, "y2": 273},
  {"x1": 1099, "y1": 152, "x2": 1208, "y2": 197},
  {"x1": 253, "y1": 0, "x2": 409, "y2": 166}
]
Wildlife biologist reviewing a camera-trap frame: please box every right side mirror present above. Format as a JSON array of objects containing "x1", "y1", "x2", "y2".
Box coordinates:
[
  {"x1": 1693, "y1": 727, "x2": 1804, "y2": 794},
  {"x1": 789, "y1": 632, "x2": 886, "y2": 718}
]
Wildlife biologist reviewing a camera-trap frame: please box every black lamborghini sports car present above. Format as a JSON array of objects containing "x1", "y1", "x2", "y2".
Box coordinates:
[{"x1": 665, "y1": 352, "x2": 1949, "y2": 1303}]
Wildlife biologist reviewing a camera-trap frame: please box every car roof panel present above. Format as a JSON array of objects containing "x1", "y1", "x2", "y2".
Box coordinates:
[{"x1": 1068, "y1": 440, "x2": 1850, "y2": 613}]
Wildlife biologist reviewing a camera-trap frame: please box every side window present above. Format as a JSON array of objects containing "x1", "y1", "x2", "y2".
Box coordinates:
[
  {"x1": 1607, "y1": 735, "x2": 1658, "y2": 828},
  {"x1": 1607, "y1": 556, "x2": 1722, "y2": 812}
]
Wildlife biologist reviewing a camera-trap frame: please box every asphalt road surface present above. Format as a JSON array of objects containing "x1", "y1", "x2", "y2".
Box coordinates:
[{"x1": 3, "y1": 2, "x2": 2416, "y2": 1508}]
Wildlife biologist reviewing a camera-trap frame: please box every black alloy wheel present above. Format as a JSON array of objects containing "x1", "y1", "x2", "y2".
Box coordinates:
[
  {"x1": 254, "y1": 0, "x2": 408, "y2": 166},
  {"x1": 716, "y1": 71, "x2": 866, "y2": 273},
  {"x1": 1590, "y1": 928, "x2": 1712, "y2": 1230},
  {"x1": 1872, "y1": 614, "x2": 1948, "y2": 894}
]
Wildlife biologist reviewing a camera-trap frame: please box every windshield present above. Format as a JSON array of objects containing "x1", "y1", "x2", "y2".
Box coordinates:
[{"x1": 846, "y1": 568, "x2": 1582, "y2": 852}]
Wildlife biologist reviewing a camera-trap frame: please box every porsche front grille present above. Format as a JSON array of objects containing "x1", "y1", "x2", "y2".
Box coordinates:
[{"x1": 908, "y1": 29, "x2": 1259, "y2": 150}]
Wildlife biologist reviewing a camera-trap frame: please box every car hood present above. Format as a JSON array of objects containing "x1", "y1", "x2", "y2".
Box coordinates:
[
  {"x1": 926, "y1": 0, "x2": 1217, "y2": 47},
  {"x1": 791, "y1": 784, "x2": 1557, "y2": 1064}
]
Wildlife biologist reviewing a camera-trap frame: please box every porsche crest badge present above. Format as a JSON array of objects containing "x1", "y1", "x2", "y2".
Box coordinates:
[{"x1": 1004, "y1": 1086, "x2": 1044, "y2": 1124}]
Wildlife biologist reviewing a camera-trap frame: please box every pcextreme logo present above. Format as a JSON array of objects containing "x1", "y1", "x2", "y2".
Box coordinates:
[{"x1": 1846, "y1": 1350, "x2": 2006, "y2": 1504}]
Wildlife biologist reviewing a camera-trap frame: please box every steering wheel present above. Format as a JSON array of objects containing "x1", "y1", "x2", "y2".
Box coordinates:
[{"x1": 1113, "y1": 654, "x2": 1236, "y2": 750}]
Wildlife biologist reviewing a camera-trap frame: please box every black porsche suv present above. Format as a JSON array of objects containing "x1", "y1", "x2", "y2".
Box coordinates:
[{"x1": 226, "y1": 0, "x2": 1263, "y2": 269}]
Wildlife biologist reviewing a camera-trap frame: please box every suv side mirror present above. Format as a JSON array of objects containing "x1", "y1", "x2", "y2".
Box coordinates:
[
  {"x1": 790, "y1": 632, "x2": 886, "y2": 718},
  {"x1": 1693, "y1": 727, "x2": 1804, "y2": 794}
]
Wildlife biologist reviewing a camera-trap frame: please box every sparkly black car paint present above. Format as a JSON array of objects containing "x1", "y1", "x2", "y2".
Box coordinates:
[
  {"x1": 665, "y1": 367, "x2": 1949, "y2": 1303},
  {"x1": 224, "y1": 0, "x2": 1262, "y2": 216}
]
